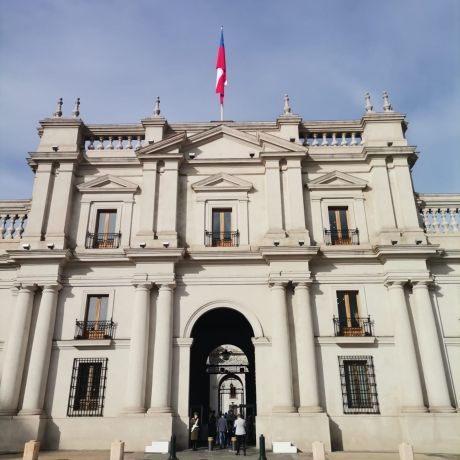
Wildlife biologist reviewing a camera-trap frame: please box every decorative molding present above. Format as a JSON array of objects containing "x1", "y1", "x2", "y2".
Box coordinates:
[
  {"x1": 191, "y1": 172, "x2": 253, "y2": 193},
  {"x1": 77, "y1": 174, "x2": 139, "y2": 194},
  {"x1": 306, "y1": 170, "x2": 368, "y2": 190}
]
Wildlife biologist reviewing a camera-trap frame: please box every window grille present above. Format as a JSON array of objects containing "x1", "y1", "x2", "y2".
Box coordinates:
[
  {"x1": 67, "y1": 358, "x2": 108, "y2": 417},
  {"x1": 338, "y1": 356, "x2": 379, "y2": 414}
]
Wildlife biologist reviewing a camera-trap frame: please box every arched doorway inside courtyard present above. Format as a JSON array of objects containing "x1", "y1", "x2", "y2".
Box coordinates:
[{"x1": 189, "y1": 307, "x2": 256, "y2": 445}]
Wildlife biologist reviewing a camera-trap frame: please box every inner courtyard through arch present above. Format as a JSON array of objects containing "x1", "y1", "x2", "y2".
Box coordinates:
[{"x1": 189, "y1": 308, "x2": 256, "y2": 445}]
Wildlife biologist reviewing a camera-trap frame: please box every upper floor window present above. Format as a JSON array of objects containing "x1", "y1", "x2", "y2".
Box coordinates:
[
  {"x1": 205, "y1": 208, "x2": 239, "y2": 247},
  {"x1": 75, "y1": 294, "x2": 115, "y2": 340},
  {"x1": 338, "y1": 356, "x2": 379, "y2": 414},
  {"x1": 325, "y1": 206, "x2": 359, "y2": 245},
  {"x1": 67, "y1": 358, "x2": 108, "y2": 417},
  {"x1": 334, "y1": 291, "x2": 372, "y2": 337},
  {"x1": 86, "y1": 209, "x2": 121, "y2": 249}
]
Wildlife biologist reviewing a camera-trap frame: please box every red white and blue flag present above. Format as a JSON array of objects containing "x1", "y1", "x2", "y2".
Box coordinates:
[{"x1": 215, "y1": 27, "x2": 227, "y2": 105}]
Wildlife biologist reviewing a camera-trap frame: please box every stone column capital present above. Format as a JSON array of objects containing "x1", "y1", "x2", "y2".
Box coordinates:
[
  {"x1": 19, "y1": 284, "x2": 37, "y2": 293},
  {"x1": 132, "y1": 281, "x2": 153, "y2": 290},
  {"x1": 41, "y1": 283, "x2": 62, "y2": 293},
  {"x1": 385, "y1": 279, "x2": 408, "y2": 289},
  {"x1": 293, "y1": 281, "x2": 312, "y2": 290},
  {"x1": 411, "y1": 279, "x2": 433, "y2": 290},
  {"x1": 158, "y1": 282, "x2": 176, "y2": 291}
]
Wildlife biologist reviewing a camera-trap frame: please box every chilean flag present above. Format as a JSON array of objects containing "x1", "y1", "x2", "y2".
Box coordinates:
[{"x1": 215, "y1": 27, "x2": 227, "y2": 105}]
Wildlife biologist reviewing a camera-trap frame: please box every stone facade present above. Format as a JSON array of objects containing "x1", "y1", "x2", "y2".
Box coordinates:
[{"x1": 0, "y1": 95, "x2": 459, "y2": 453}]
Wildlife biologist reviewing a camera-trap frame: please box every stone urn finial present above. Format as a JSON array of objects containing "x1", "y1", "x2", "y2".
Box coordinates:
[
  {"x1": 383, "y1": 91, "x2": 393, "y2": 112},
  {"x1": 53, "y1": 97, "x2": 63, "y2": 118},
  {"x1": 283, "y1": 94, "x2": 291, "y2": 115},
  {"x1": 153, "y1": 96, "x2": 161, "y2": 117},
  {"x1": 72, "y1": 97, "x2": 80, "y2": 118},
  {"x1": 365, "y1": 92, "x2": 374, "y2": 113}
]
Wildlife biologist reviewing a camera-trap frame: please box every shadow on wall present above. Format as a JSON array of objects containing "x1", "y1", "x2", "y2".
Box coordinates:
[
  {"x1": 329, "y1": 418, "x2": 343, "y2": 451},
  {"x1": 44, "y1": 420, "x2": 61, "y2": 450}
]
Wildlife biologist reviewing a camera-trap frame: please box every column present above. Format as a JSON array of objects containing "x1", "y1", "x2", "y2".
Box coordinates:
[
  {"x1": 412, "y1": 281, "x2": 454, "y2": 412},
  {"x1": 45, "y1": 162, "x2": 75, "y2": 248},
  {"x1": 286, "y1": 159, "x2": 307, "y2": 234},
  {"x1": 123, "y1": 282, "x2": 152, "y2": 413},
  {"x1": 386, "y1": 281, "x2": 426, "y2": 412},
  {"x1": 270, "y1": 282, "x2": 295, "y2": 412},
  {"x1": 22, "y1": 163, "x2": 54, "y2": 242},
  {"x1": 149, "y1": 283, "x2": 174, "y2": 413},
  {"x1": 0, "y1": 285, "x2": 36, "y2": 415},
  {"x1": 137, "y1": 161, "x2": 157, "y2": 242},
  {"x1": 293, "y1": 283, "x2": 322, "y2": 412},
  {"x1": 264, "y1": 159, "x2": 284, "y2": 237},
  {"x1": 20, "y1": 284, "x2": 60, "y2": 415},
  {"x1": 156, "y1": 159, "x2": 179, "y2": 245},
  {"x1": 370, "y1": 161, "x2": 396, "y2": 231}
]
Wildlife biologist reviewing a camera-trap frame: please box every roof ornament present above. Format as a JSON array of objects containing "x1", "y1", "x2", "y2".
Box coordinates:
[
  {"x1": 72, "y1": 97, "x2": 80, "y2": 118},
  {"x1": 382, "y1": 91, "x2": 393, "y2": 112},
  {"x1": 283, "y1": 94, "x2": 292, "y2": 115},
  {"x1": 153, "y1": 96, "x2": 161, "y2": 117},
  {"x1": 53, "y1": 97, "x2": 63, "y2": 118},
  {"x1": 364, "y1": 92, "x2": 374, "y2": 113}
]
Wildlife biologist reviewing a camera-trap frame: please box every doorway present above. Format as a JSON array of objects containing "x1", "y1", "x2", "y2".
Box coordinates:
[{"x1": 189, "y1": 308, "x2": 257, "y2": 445}]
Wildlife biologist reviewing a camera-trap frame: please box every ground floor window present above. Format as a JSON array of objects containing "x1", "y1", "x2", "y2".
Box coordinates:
[
  {"x1": 67, "y1": 358, "x2": 108, "y2": 417},
  {"x1": 338, "y1": 355, "x2": 379, "y2": 414}
]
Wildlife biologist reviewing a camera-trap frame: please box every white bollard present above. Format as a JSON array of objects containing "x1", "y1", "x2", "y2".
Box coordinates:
[
  {"x1": 399, "y1": 442, "x2": 414, "y2": 460},
  {"x1": 110, "y1": 440, "x2": 125, "y2": 460},
  {"x1": 312, "y1": 441, "x2": 326, "y2": 460},
  {"x1": 23, "y1": 440, "x2": 40, "y2": 460}
]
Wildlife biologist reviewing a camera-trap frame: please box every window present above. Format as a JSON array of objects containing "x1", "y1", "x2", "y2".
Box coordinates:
[
  {"x1": 75, "y1": 295, "x2": 115, "y2": 339},
  {"x1": 338, "y1": 356, "x2": 379, "y2": 414},
  {"x1": 334, "y1": 291, "x2": 372, "y2": 336},
  {"x1": 67, "y1": 358, "x2": 108, "y2": 416},
  {"x1": 205, "y1": 208, "x2": 239, "y2": 247},
  {"x1": 325, "y1": 206, "x2": 359, "y2": 245},
  {"x1": 86, "y1": 209, "x2": 120, "y2": 248}
]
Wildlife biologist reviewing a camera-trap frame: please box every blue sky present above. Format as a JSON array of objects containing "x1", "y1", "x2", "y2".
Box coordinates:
[{"x1": 1, "y1": 0, "x2": 459, "y2": 198}]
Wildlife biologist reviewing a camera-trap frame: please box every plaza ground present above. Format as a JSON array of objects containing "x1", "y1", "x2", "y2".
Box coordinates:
[{"x1": 0, "y1": 448, "x2": 458, "y2": 460}]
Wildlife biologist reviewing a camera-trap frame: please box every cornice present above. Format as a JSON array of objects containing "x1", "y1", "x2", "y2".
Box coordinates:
[
  {"x1": 136, "y1": 132, "x2": 186, "y2": 157},
  {"x1": 39, "y1": 117, "x2": 83, "y2": 129},
  {"x1": 6, "y1": 249, "x2": 72, "y2": 264},
  {"x1": 186, "y1": 249, "x2": 263, "y2": 262},
  {"x1": 260, "y1": 246, "x2": 319, "y2": 262},
  {"x1": 374, "y1": 244, "x2": 440, "y2": 261},
  {"x1": 124, "y1": 248, "x2": 184, "y2": 262}
]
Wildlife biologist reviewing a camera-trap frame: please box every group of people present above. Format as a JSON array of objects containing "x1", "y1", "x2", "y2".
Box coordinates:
[{"x1": 190, "y1": 409, "x2": 250, "y2": 455}]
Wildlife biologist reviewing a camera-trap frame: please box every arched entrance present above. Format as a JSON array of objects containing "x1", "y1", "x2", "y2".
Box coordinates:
[{"x1": 189, "y1": 307, "x2": 256, "y2": 445}]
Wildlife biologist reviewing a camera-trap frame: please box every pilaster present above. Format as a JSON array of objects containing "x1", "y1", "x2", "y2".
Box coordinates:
[
  {"x1": 136, "y1": 161, "x2": 158, "y2": 244},
  {"x1": 263, "y1": 159, "x2": 285, "y2": 240}
]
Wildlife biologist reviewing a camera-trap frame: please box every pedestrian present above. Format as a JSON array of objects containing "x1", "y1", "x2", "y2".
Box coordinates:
[
  {"x1": 233, "y1": 413, "x2": 246, "y2": 456},
  {"x1": 217, "y1": 412, "x2": 228, "y2": 448},
  {"x1": 209, "y1": 410, "x2": 217, "y2": 445},
  {"x1": 190, "y1": 412, "x2": 200, "y2": 451}
]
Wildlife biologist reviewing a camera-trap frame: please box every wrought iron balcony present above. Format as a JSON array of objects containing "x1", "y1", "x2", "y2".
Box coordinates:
[
  {"x1": 333, "y1": 316, "x2": 373, "y2": 337},
  {"x1": 324, "y1": 228, "x2": 359, "y2": 245},
  {"x1": 74, "y1": 320, "x2": 116, "y2": 340},
  {"x1": 205, "y1": 231, "x2": 240, "y2": 247},
  {"x1": 85, "y1": 232, "x2": 121, "y2": 249}
]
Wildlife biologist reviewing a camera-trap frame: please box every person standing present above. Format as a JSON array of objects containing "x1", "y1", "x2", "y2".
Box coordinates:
[
  {"x1": 217, "y1": 412, "x2": 228, "y2": 448},
  {"x1": 233, "y1": 413, "x2": 246, "y2": 456},
  {"x1": 190, "y1": 412, "x2": 200, "y2": 451},
  {"x1": 209, "y1": 410, "x2": 217, "y2": 445}
]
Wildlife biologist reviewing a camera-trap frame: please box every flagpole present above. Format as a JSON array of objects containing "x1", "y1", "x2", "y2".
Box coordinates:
[{"x1": 220, "y1": 102, "x2": 223, "y2": 121}]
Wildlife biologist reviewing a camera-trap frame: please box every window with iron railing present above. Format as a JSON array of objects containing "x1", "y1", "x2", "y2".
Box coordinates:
[
  {"x1": 75, "y1": 295, "x2": 116, "y2": 339},
  {"x1": 86, "y1": 209, "x2": 120, "y2": 248},
  {"x1": 67, "y1": 358, "x2": 108, "y2": 417},
  {"x1": 326, "y1": 206, "x2": 359, "y2": 245},
  {"x1": 205, "y1": 208, "x2": 239, "y2": 247},
  {"x1": 335, "y1": 291, "x2": 372, "y2": 337},
  {"x1": 338, "y1": 356, "x2": 379, "y2": 414}
]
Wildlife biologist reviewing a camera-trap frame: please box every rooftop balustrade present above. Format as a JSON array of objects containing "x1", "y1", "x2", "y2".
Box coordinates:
[
  {"x1": 417, "y1": 194, "x2": 460, "y2": 234},
  {"x1": 82, "y1": 125, "x2": 146, "y2": 151},
  {"x1": 0, "y1": 200, "x2": 31, "y2": 240}
]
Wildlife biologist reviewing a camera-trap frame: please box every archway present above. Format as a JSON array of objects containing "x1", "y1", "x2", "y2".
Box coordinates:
[{"x1": 189, "y1": 307, "x2": 257, "y2": 445}]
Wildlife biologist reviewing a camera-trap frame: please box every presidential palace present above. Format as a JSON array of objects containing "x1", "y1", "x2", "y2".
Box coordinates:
[{"x1": 0, "y1": 94, "x2": 459, "y2": 453}]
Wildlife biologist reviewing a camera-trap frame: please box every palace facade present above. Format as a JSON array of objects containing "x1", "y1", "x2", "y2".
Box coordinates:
[{"x1": 0, "y1": 94, "x2": 459, "y2": 453}]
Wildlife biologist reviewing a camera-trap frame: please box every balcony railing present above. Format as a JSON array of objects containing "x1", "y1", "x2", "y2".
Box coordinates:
[
  {"x1": 74, "y1": 320, "x2": 116, "y2": 340},
  {"x1": 86, "y1": 232, "x2": 121, "y2": 249},
  {"x1": 333, "y1": 316, "x2": 373, "y2": 337},
  {"x1": 205, "y1": 231, "x2": 240, "y2": 247},
  {"x1": 324, "y1": 228, "x2": 359, "y2": 245}
]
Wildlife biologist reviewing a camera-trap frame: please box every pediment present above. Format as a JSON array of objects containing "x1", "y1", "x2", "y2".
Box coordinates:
[
  {"x1": 77, "y1": 174, "x2": 139, "y2": 193},
  {"x1": 137, "y1": 125, "x2": 306, "y2": 159},
  {"x1": 306, "y1": 171, "x2": 368, "y2": 190},
  {"x1": 192, "y1": 173, "x2": 253, "y2": 192}
]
